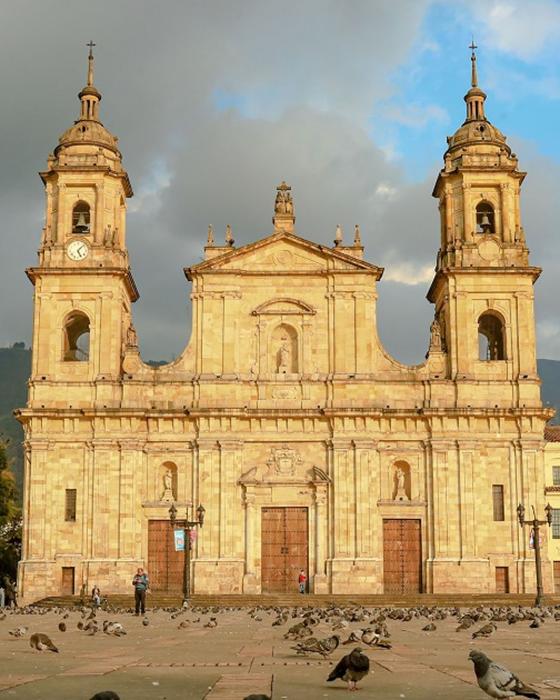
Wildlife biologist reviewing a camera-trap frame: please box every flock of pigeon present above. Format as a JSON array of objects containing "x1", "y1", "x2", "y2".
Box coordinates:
[{"x1": 1, "y1": 601, "x2": 553, "y2": 698}]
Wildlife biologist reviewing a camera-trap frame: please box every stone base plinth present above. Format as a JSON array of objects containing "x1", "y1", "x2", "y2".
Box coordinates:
[
  {"x1": 192, "y1": 559, "x2": 245, "y2": 594},
  {"x1": 328, "y1": 558, "x2": 383, "y2": 594}
]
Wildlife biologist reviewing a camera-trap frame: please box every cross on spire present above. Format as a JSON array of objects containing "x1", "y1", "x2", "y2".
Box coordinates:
[
  {"x1": 469, "y1": 37, "x2": 478, "y2": 87},
  {"x1": 86, "y1": 41, "x2": 96, "y2": 87},
  {"x1": 87, "y1": 40, "x2": 96, "y2": 58}
]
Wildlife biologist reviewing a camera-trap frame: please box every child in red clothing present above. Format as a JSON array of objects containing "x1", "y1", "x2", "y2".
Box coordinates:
[{"x1": 298, "y1": 569, "x2": 307, "y2": 594}]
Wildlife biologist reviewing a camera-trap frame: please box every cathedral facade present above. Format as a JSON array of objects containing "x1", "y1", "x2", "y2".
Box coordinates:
[{"x1": 17, "y1": 48, "x2": 554, "y2": 604}]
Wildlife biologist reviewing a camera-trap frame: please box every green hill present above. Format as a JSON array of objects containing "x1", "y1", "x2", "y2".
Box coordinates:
[
  {"x1": 0, "y1": 344, "x2": 31, "y2": 499},
  {"x1": 0, "y1": 345, "x2": 559, "y2": 500}
]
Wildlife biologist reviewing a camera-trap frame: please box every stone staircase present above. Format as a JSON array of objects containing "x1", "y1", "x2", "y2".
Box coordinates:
[{"x1": 34, "y1": 592, "x2": 560, "y2": 609}]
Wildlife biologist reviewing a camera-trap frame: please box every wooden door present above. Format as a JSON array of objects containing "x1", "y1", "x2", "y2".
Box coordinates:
[
  {"x1": 383, "y1": 519, "x2": 422, "y2": 594},
  {"x1": 261, "y1": 507, "x2": 308, "y2": 594},
  {"x1": 61, "y1": 567, "x2": 75, "y2": 596},
  {"x1": 495, "y1": 566, "x2": 509, "y2": 593},
  {"x1": 553, "y1": 562, "x2": 560, "y2": 593},
  {"x1": 148, "y1": 520, "x2": 183, "y2": 592}
]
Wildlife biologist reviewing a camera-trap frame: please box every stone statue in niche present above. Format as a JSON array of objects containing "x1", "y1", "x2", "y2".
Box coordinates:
[
  {"x1": 429, "y1": 318, "x2": 442, "y2": 352},
  {"x1": 278, "y1": 338, "x2": 292, "y2": 373},
  {"x1": 394, "y1": 465, "x2": 409, "y2": 501},
  {"x1": 161, "y1": 469, "x2": 175, "y2": 501},
  {"x1": 126, "y1": 323, "x2": 138, "y2": 348}
]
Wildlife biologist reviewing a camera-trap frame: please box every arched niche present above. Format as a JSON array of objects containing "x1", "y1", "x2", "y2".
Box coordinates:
[
  {"x1": 271, "y1": 323, "x2": 298, "y2": 374},
  {"x1": 392, "y1": 460, "x2": 411, "y2": 501},
  {"x1": 72, "y1": 200, "x2": 91, "y2": 234},
  {"x1": 63, "y1": 311, "x2": 90, "y2": 362},
  {"x1": 160, "y1": 461, "x2": 177, "y2": 501},
  {"x1": 475, "y1": 200, "x2": 496, "y2": 235},
  {"x1": 478, "y1": 311, "x2": 506, "y2": 361}
]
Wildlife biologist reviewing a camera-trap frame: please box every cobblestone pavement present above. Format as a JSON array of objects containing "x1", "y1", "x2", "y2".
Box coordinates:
[{"x1": 1, "y1": 604, "x2": 560, "y2": 699}]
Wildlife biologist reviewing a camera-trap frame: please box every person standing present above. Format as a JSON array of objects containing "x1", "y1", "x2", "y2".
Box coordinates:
[
  {"x1": 132, "y1": 568, "x2": 149, "y2": 615},
  {"x1": 298, "y1": 569, "x2": 307, "y2": 594},
  {"x1": 0, "y1": 583, "x2": 5, "y2": 608},
  {"x1": 91, "y1": 585, "x2": 101, "y2": 608}
]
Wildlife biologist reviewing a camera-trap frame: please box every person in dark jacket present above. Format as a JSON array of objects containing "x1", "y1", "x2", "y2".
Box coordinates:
[{"x1": 132, "y1": 568, "x2": 149, "y2": 615}]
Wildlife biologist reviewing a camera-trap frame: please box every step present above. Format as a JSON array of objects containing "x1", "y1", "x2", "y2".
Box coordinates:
[{"x1": 33, "y1": 593, "x2": 560, "y2": 609}]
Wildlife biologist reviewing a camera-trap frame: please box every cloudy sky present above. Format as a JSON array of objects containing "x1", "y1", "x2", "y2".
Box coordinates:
[{"x1": 1, "y1": 0, "x2": 560, "y2": 363}]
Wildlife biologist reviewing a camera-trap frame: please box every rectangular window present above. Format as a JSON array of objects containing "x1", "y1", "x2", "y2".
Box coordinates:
[
  {"x1": 492, "y1": 485, "x2": 505, "y2": 521},
  {"x1": 65, "y1": 489, "x2": 77, "y2": 522},
  {"x1": 552, "y1": 509, "x2": 560, "y2": 539},
  {"x1": 553, "y1": 467, "x2": 560, "y2": 486}
]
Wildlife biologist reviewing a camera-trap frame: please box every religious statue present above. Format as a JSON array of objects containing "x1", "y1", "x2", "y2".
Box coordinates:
[
  {"x1": 161, "y1": 469, "x2": 174, "y2": 501},
  {"x1": 285, "y1": 192, "x2": 293, "y2": 215},
  {"x1": 126, "y1": 323, "x2": 138, "y2": 348},
  {"x1": 429, "y1": 317, "x2": 442, "y2": 352},
  {"x1": 274, "y1": 181, "x2": 294, "y2": 216},
  {"x1": 103, "y1": 225, "x2": 113, "y2": 247},
  {"x1": 278, "y1": 339, "x2": 291, "y2": 373},
  {"x1": 394, "y1": 466, "x2": 409, "y2": 501},
  {"x1": 275, "y1": 190, "x2": 285, "y2": 214}
]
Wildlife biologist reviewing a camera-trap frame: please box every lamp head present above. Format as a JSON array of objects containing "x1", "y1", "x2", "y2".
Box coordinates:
[
  {"x1": 197, "y1": 504, "x2": 206, "y2": 527},
  {"x1": 517, "y1": 503, "x2": 525, "y2": 526},
  {"x1": 169, "y1": 503, "x2": 177, "y2": 524},
  {"x1": 545, "y1": 502, "x2": 553, "y2": 526}
]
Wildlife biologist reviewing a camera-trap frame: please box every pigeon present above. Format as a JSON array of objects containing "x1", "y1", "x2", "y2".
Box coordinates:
[
  {"x1": 142, "y1": 618, "x2": 149, "y2": 626},
  {"x1": 204, "y1": 617, "x2": 218, "y2": 628},
  {"x1": 327, "y1": 647, "x2": 370, "y2": 691},
  {"x1": 291, "y1": 635, "x2": 340, "y2": 657},
  {"x1": 342, "y1": 631, "x2": 361, "y2": 645},
  {"x1": 472, "y1": 622, "x2": 497, "y2": 639},
  {"x1": 89, "y1": 693, "x2": 121, "y2": 700},
  {"x1": 243, "y1": 696, "x2": 271, "y2": 700},
  {"x1": 30, "y1": 633, "x2": 59, "y2": 653},
  {"x1": 103, "y1": 621, "x2": 127, "y2": 636},
  {"x1": 469, "y1": 650, "x2": 540, "y2": 699},
  {"x1": 9, "y1": 626, "x2": 28, "y2": 638},
  {"x1": 422, "y1": 623, "x2": 437, "y2": 632},
  {"x1": 58, "y1": 622, "x2": 66, "y2": 632}
]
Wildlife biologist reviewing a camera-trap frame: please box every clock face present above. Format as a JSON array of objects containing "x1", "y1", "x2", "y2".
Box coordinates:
[{"x1": 67, "y1": 239, "x2": 89, "y2": 261}]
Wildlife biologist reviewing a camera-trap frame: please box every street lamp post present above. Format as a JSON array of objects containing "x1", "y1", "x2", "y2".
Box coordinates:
[
  {"x1": 169, "y1": 502, "x2": 205, "y2": 605},
  {"x1": 516, "y1": 502, "x2": 552, "y2": 607}
]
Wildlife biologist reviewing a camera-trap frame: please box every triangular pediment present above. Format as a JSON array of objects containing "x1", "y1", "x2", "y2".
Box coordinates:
[{"x1": 185, "y1": 231, "x2": 382, "y2": 278}]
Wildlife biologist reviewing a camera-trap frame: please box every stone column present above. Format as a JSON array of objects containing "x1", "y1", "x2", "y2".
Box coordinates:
[
  {"x1": 500, "y1": 183, "x2": 511, "y2": 242},
  {"x1": 242, "y1": 487, "x2": 259, "y2": 593},
  {"x1": 313, "y1": 484, "x2": 328, "y2": 592}
]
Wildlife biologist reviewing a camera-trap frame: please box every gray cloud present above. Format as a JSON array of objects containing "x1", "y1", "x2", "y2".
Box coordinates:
[{"x1": 0, "y1": 1, "x2": 558, "y2": 367}]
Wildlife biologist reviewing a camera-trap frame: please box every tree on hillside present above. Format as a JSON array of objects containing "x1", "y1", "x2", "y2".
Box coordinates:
[{"x1": 0, "y1": 439, "x2": 21, "y2": 582}]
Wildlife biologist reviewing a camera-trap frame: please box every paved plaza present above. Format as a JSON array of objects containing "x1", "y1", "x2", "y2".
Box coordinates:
[{"x1": 1, "y1": 602, "x2": 560, "y2": 699}]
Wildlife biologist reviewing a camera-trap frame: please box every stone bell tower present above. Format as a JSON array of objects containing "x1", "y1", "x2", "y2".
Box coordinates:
[
  {"x1": 27, "y1": 42, "x2": 138, "y2": 402},
  {"x1": 428, "y1": 43, "x2": 541, "y2": 408}
]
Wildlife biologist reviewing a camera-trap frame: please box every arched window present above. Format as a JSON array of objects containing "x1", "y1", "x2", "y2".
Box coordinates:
[
  {"x1": 476, "y1": 201, "x2": 495, "y2": 234},
  {"x1": 72, "y1": 201, "x2": 91, "y2": 234},
  {"x1": 271, "y1": 323, "x2": 298, "y2": 373},
  {"x1": 63, "y1": 312, "x2": 90, "y2": 361},
  {"x1": 478, "y1": 312, "x2": 505, "y2": 361}
]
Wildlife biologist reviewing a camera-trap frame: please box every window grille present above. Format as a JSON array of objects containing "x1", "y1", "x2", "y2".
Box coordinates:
[
  {"x1": 552, "y1": 509, "x2": 560, "y2": 539},
  {"x1": 65, "y1": 489, "x2": 77, "y2": 522},
  {"x1": 553, "y1": 466, "x2": 560, "y2": 486},
  {"x1": 492, "y1": 484, "x2": 505, "y2": 521}
]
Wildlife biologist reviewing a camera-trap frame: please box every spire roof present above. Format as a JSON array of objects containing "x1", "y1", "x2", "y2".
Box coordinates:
[
  {"x1": 56, "y1": 42, "x2": 120, "y2": 156},
  {"x1": 444, "y1": 42, "x2": 509, "y2": 155}
]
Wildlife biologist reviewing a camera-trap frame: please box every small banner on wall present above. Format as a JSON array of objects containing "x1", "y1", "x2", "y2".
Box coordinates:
[
  {"x1": 529, "y1": 528, "x2": 544, "y2": 550},
  {"x1": 174, "y1": 529, "x2": 185, "y2": 551}
]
